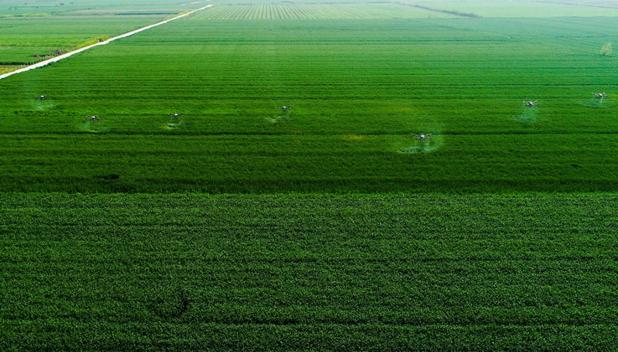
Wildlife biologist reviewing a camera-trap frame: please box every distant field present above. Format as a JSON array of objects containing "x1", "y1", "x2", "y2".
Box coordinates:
[
  {"x1": 0, "y1": 18, "x2": 153, "y2": 64},
  {"x1": 1, "y1": 3, "x2": 617, "y2": 192},
  {"x1": 1, "y1": 192, "x2": 616, "y2": 350},
  {"x1": 415, "y1": 0, "x2": 618, "y2": 17},
  {"x1": 199, "y1": 3, "x2": 454, "y2": 20},
  {"x1": 0, "y1": 0, "x2": 199, "y2": 73},
  {"x1": 0, "y1": 0, "x2": 191, "y2": 16}
]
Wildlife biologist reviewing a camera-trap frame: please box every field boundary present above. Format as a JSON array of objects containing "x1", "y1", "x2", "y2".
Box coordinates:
[
  {"x1": 0, "y1": 3, "x2": 214, "y2": 81},
  {"x1": 396, "y1": 3, "x2": 480, "y2": 18}
]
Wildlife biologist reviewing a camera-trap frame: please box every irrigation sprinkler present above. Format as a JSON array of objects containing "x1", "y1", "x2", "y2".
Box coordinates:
[
  {"x1": 266, "y1": 105, "x2": 292, "y2": 124},
  {"x1": 170, "y1": 112, "x2": 181, "y2": 119},
  {"x1": 600, "y1": 43, "x2": 613, "y2": 57},
  {"x1": 413, "y1": 133, "x2": 433, "y2": 143},
  {"x1": 594, "y1": 92, "x2": 608, "y2": 100},
  {"x1": 411, "y1": 132, "x2": 433, "y2": 151}
]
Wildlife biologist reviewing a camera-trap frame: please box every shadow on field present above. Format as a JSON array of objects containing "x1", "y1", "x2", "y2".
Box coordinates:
[{"x1": 148, "y1": 287, "x2": 191, "y2": 320}]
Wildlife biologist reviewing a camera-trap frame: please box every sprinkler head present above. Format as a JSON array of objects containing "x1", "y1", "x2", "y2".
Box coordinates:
[
  {"x1": 413, "y1": 133, "x2": 432, "y2": 142},
  {"x1": 595, "y1": 92, "x2": 607, "y2": 99}
]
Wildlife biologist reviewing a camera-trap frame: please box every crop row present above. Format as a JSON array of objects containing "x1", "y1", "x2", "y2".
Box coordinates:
[{"x1": 198, "y1": 3, "x2": 453, "y2": 20}]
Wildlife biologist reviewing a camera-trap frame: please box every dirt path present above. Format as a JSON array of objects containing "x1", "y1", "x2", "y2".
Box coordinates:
[{"x1": 0, "y1": 4, "x2": 213, "y2": 81}]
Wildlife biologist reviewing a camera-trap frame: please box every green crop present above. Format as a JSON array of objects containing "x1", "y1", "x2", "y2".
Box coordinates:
[
  {"x1": 1, "y1": 192, "x2": 617, "y2": 350},
  {"x1": 1, "y1": 5, "x2": 618, "y2": 192},
  {"x1": 0, "y1": 0, "x2": 192, "y2": 71},
  {"x1": 1, "y1": 1, "x2": 618, "y2": 350}
]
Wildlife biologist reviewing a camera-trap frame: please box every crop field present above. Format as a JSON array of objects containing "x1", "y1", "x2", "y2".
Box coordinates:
[
  {"x1": 1, "y1": 192, "x2": 617, "y2": 350},
  {"x1": 415, "y1": 0, "x2": 618, "y2": 17},
  {"x1": 0, "y1": 0, "x2": 192, "y2": 73},
  {"x1": 1, "y1": 0, "x2": 617, "y2": 350},
  {"x1": 1, "y1": 3, "x2": 618, "y2": 192},
  {"x1": 199, "y1": 3, "x2": 454, "y2": 20}
]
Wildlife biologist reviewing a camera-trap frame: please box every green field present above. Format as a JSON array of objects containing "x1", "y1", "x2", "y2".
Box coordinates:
[
  {"x1": 1, "y1": 193, "x2": 617, "y2": 350},
  {"x1": 1, "y1": 0, "x2": 617, "y2": 350},
  {"x1": 1, "y1": 2, "x2": 618, "y2": 192},
  {"x1": 416, "y1": 0, "x2": 618, "y2": 17},
  {"x1": 0, "y1": 0, "x2": 194, "y2": 72}
]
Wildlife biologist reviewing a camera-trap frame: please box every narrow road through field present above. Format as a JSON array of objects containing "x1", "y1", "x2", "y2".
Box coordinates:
[{"x1": 0, "y1": 3, "x2": 214, "y2": 81}]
